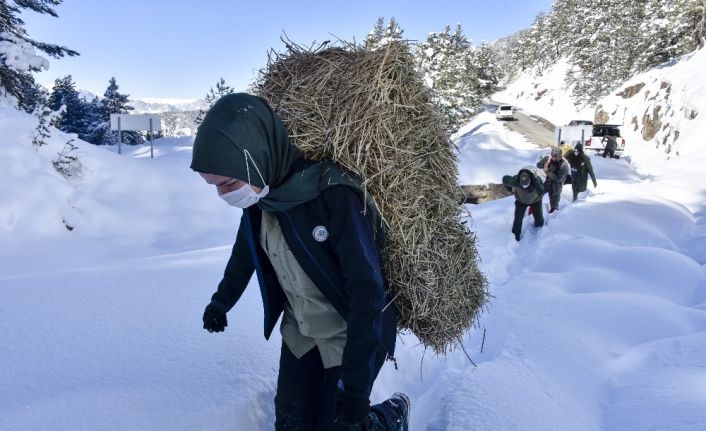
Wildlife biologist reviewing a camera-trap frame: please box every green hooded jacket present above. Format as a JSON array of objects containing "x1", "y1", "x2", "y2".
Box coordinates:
[{"x1": 502, "y1": 167, "x2": 545, "y2": 205}]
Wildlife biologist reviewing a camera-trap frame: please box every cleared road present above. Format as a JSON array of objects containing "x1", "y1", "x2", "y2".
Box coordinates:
[
  {"x1": 489, "y1": 102, "x2": 557, "y2": 148},
  {"x1": 460, "y1": 103, "x2": 559, "y2": 203}
]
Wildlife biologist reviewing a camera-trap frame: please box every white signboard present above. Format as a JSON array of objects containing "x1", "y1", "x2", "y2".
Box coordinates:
[{"x1": 110, "y1": 114, "x2": 162, "y2": 131}]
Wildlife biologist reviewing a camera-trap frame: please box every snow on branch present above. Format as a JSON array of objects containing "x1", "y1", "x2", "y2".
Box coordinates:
[{"x1": 0, "y1": 32, "x2": 50, "y2": 72}]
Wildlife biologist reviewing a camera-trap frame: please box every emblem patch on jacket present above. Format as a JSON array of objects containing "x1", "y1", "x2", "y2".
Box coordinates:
[{"x1": 312, "y1": 226, "x2": 329, "y2": 242}]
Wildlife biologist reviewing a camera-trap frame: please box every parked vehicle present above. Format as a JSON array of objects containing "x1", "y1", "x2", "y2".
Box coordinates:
[
  {"x1": 567, "y1": 119, "x2": 593, "y2": 126},
  {"x1": 556, "y1": 123, "x2": 625, "y2": 153},
  {"x1": 555, "y1": 123, "x2": 593, "y2": 147},
  {"x1": 585, "y1": 125, "x2": 625, "y2": 154},
  {"x1": 496, "y1": 105, "x2": 514, "y2": 120}
]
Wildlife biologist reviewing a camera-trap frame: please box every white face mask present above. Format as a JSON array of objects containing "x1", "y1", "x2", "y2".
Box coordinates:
[
  {"x1": 220, "y1": 184, "x2": 270, "y2": 208},
  {"x1": 219, "y1": 149, "x2": 270, "y2": 208}
]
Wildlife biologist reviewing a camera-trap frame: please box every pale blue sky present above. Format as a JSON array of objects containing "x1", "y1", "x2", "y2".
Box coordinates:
[{"x1": 23, "y1": 0, "x2": 553, "y2": 100}]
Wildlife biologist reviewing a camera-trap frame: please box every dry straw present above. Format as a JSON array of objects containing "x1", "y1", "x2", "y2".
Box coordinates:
[{"x1": 254, "y1": 39, "x2": 488, "y2": 354}]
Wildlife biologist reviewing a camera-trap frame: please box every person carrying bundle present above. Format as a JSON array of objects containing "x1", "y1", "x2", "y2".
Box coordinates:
[
  {"x1": 537, "y1": 147, "x2": 569, "y2": 213},
  {"x1": 191, "y1": 93, "x2": 409, "y2": 431},
  {"x1": 503, "y1": 167, "x2": 546, "y2": 241}
]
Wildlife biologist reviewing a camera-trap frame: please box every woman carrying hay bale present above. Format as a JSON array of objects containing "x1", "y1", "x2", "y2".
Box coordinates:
[
  {"x1": 254, "y1": 41, "x2": 488, "y2": 355},
  {"x1": 191, "y1": 92, "x2": 410, "y2": 430}
]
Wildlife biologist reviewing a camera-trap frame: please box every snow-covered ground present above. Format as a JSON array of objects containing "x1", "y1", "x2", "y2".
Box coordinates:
[{"x1": 2, "y1": 48, "x2": 706, "y2": 430}]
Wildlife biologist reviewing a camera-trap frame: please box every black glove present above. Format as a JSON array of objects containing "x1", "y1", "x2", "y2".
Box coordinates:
[
  {"x1": 202, "y1": 303, "x2": 227, "y2": 333},
  {"x1": 334, "y1": 389, "x2": 370, "y2": 426},
  {"x1": 593, "y1": 180, "x2": 598, "y2": 188}
]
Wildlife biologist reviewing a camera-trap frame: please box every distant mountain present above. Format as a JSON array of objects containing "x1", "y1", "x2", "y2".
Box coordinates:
[
  {"x1": 52, "y1": 89, "x2": 206, "y2": 136},
  {"x1": 127, "y1": 98, "x2": 207, "y2": 137},
  {"x1": 129, "y1": 97, "x2": 207, "y2": 114},
  {"x1": 78, "y1": 89, "x2": 98, "y2": 101}
]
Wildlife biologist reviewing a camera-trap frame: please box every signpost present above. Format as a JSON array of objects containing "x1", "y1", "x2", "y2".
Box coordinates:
[{"x1": 110, "y1": 114, "x2": 162, "y2": 158}]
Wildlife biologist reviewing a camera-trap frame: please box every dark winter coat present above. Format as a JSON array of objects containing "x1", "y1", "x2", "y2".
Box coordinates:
[
  {"x1": 190, "y1": 93, "x2": 396, "y2": 401},
  {"x1": 537, "y1": 155, "x2": 569, "y2": 194},
  {"x1": 210, "y1": 182, "x2": 397, "y2": 401},
  {"x1": 565, "y1": 151, "x2": 597, "y2": 192},
  {"x1": 502, "y1": 168, "x2": 545, "y2": 205},
  {"x1": 604, "y1": 135, "x2": 618, "y2": 151}
]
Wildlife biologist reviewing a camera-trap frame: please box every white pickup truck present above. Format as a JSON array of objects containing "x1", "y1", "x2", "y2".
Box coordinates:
[
  {"x1": 585, "y1": 124, "x2": 625, "y2": 154},
  {"x1": 556, "y1": 122, "x2": 625, "y2": 154}
]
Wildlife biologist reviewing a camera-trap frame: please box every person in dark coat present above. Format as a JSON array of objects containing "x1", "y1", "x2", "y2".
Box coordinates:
[
  {"x1": 565, "y1": 143, "x2": 597, "y2": 201},
  {"x1": 536, "y1": 147, "x2": 569, "y2": 213},
  {"x1": 191, "y1": 93, "x2": 410, "y2": 431},
  {"x1": 602, "y1": 134, "x2": 618, "y2": 158},
  {"x1": 502, "y1": 167, "x2": 545, "y2": 241}
]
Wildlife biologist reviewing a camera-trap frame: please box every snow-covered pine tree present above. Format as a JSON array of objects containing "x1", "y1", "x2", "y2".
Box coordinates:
[
  {"x1": 504, "y1": 28, "x2": 535, "y2": 76},
  {"x1": 493, "y1": 32, "x2": 528, "y2": 83},
  {"x1": 0, "y1": 0, "x2": 77, "y2": 102},
  {"x1": 416, "y1": 24, "x2": 482, "y2": 129},
  {"x1": 527, "y1": 12, "x2": 550, "y2": 73},
  {"x1": 474, "y1": 42, "x2": 502, "y2": 96},
  {"x1": 363, "y1": 17, "x2": 404, "y2": 50},
  {"x1": 638, "y1": 0, "x2": 706, "y2": 70},
  {"x1": 48, "y1": 75, "x2": 92, "y2": 141},
  {"x1": 17, "y1": 73, "x2": 44, "y2": 113},
  {"x1": 363, "y1": 17, "x2": 385, "y2": 49},
  {"x1": 495, "y1": 0, "x2": 705, "y2": 106},
  {"x1": 543, "y1": 0, "x2": 576, "y2": 61},
  {"x1": 102, "y1": 77, "x2": 132, "y2": 116},
  {"x1": 31, "y1": 86, "x2": 53, "y2": 148},
  {"x1": 89, "y1": 77, "x2": 142, "y2": 146},
  {"x1": 195, "y1": 77, "x2": 233, "y2": 126},
  {"x1": 83, "y1": 96, "x2": 106, "y2": 144},
  {"x1": 567, "y1": 0, "x2": 645, "y2": 104}
]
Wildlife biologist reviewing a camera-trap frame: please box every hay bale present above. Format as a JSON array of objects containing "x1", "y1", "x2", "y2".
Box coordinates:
[{"x1": 254, "y1": 40, "x2": 488, "y2": 353}]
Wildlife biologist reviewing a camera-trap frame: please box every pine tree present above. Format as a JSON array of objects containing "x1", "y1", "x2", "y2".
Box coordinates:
[
  {"x1": 17, "y1": 73, "x2": 44, "y2": 113},
  {"x1": 31, "y1": 86, "x2": 54, "y2": 148},
  {"x1": 505, "y1": 28, "x2": 535, "y2": 75},
  {"x1": 363, "y1": 17, "x2": 404, "y2": 50},
  {"x1": 474, "y1": 42, "x2": 503, "y2": 95},
  {"x1": 84, "y1": 96, "x2": 109, "y2": 145},
  {"x1": 568, "y1": 0, "x2": 647, "y2": 103},
  {"x1": 102, "y1": 77, "x2": 132, "y2": 116},
  {"x1": 363, "y1": 17, "x2": 386, "y2": 49},
  {"x1": 494, "y1": 0, "x2": 705, "y2": 106},
  {"x1": 0, "y1": 0, "x2": 78, "y2": 102},
  {"x1": 89, "y1": 77, "x2": 142, "y2": 145},
  {"x1": 638, "y1": 0, "x2": 706, "y2": 70},
  {"x1": 416, "y1": 25, "x2": 482, "y2": 128},
  {"x1": 48, "y1": 75, "x2": 92, "y2": 141},
  {"x1": 493, "y1": 32, "x2": 527, "y2": 83},
  {"x1": 195, "y1": 77, "x2": 234, "y2": 126}
]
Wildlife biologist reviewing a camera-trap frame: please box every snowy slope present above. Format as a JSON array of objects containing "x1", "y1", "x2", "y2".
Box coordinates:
[
  {"x1": 1, "y1": 48, "x2": 706, "y2": 430},
  {"x1": 0, "y1": 104, "x2": 235, "y2": 274}
]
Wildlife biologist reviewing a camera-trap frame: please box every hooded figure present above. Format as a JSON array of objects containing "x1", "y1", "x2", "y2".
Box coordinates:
[
  {"x1": 565, "y1": 143, "x2": 597, "y2": 201},
  {"x1": 503, "y1": 166, "x2": 545, "y2": 241},
  {"x1": 191, "y1": 93, "x2": 409, "y2": 430},
  {"x1": 537, "y1": 147, "x2": 569, "y2": 212}
]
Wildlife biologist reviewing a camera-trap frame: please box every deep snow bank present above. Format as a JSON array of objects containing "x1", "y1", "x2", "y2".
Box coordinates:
[{"x1": 0, "y1": 106, "x2": 236, "y2": 275}]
